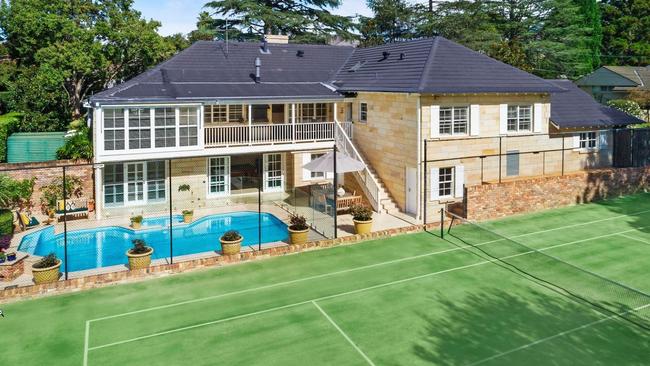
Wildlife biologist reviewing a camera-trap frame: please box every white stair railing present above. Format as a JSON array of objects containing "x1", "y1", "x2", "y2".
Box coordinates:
[{"x1": 334, "y1": 122, "x2": 382, "y2": 211}]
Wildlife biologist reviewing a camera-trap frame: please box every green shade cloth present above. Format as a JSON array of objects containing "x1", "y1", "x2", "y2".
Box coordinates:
[{"x1": 6, "y1": 132, "x2": 66, "y2": 163}]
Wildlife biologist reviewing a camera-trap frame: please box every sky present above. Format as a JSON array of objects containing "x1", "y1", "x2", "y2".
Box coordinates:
[{"x1": 132, "y1": 0, "x2": 375, "y2": 36}]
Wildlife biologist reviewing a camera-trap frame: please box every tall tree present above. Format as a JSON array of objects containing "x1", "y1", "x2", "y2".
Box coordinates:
[
  {"x1": 0, "y1": 0, "x2": 175, "y2": 130},
  {"x1": 359, "y1": 0, "x2": 419, "y2": 46},
  {"x1": 204, "y1": 0, "x2": 354, "y2": 44},
  {"x1": 600, "y1": 0, "x2": 650, "y2": 66},
  {"x1": 188, "y1": 11, "x2": 218, "y2": 43}
]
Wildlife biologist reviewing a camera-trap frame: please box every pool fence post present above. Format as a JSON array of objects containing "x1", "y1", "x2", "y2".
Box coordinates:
[
  {"x1": 258, "y1": 157, "x2": 262, "y2": 251},
  {"x1": 333, "y1": 145, "x2": 338, "y2": 239},
  {"x1": 63, "y1": 166, "x2": 68, "y2": 280},
  {"x1": 168, "y1": 159, "x2": 173, "y2": 265}
]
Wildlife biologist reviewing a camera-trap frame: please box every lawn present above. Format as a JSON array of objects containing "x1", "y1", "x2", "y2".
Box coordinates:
[{"x1": 1, "y1": 193, "x2": 650, "y2": 365}]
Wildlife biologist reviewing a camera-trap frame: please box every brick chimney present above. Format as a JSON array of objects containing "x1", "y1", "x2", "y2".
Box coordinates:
[{"x1": 265, "y1": 34, "x2": 289, "y2": 44}]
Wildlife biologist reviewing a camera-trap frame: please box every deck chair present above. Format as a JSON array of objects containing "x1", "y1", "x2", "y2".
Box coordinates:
[{"x1": 18, "y1": 211, "x2": 39, "y2": 231}]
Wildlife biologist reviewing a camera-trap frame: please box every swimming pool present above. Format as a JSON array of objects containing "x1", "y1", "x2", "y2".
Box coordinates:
[
  {"x1": 141, "y1": 215, "x2": 184, "y2": 228},
  {"x1": 19, "y1": 212, "x2": 288, "y2": 272}
]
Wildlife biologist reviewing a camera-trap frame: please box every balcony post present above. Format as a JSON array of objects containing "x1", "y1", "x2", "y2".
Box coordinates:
[
  {"x1": 248, "y1": 104, "x2": 252, "y2": 145},
  {"x1": 291, "y1": 103, "x2": 296, "y2": 143}
]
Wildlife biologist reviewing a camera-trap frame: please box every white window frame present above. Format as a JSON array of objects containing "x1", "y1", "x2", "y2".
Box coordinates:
[
  {"x1": 507, "y1": 105, "x2": 533, "y2": 133},
  {"x1": 103, "y1": 109, "x2": 125, "y2": 151},
  {"x1": 207, "y1": 156, "x2": 231, "y2": 197},
  {"x1": 579, "y1": 131, "x2": 598, "y2": 150},
  {"x1": 439, "y1": 106, "x2": 469, "y2": 136},
  {"x1": 103, "y1": 161, "x2": 167, "y2": 208},
  {"x1": 154, "y1": 107, "x2": 176, "y2": 148},
  {"x1": 299, "y1": 103, "x2": 328, "y2": 123},
  {"x1": 146, "y1": 161, "x2": 167, "y2": 203},
  {"x1": 204, "y1": 104, "x2": 245, "y2": 124},
  {"x1": 104, "y1": 163, "x2": 125, "y2": 207},
  {"x1": 263, "y1": 153, "x2": 284, "y2": 193},
  {"x1": 179, "y1": 107, "x2": 199, "y2": 147},
  {"x1": 438, "y1": 167, "x2": 454, "y2": 199},
  {"x1": 359, "y1": 103, "x2": 368, "y2": 123},
  {"x1": 128, "y1": 108, "x2": 152, "y2": 150}
]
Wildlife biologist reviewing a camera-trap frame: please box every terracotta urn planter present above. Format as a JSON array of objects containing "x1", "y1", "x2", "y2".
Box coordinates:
[
  {"x1": 183, "y1": 211, "x2": 193, "y2": 224},
  {"x1": 353, "y1": 219, "x2": 373, "y2": 235},
  {"x1": 32, "y1": 259, "x2": 62, "y2": 285},
  {"x1": 220, "y1": 236, "x2": 243, "y2": 255},
  {"x1": 288, "y1": 227, "x2": 309, "y2": 245},
  {"x1": 126, "y1": 247, "x2": 154, "y2": 270}
]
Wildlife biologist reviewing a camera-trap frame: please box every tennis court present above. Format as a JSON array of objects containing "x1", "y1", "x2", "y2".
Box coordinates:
[{"x1": 2, "y1": 193, "x2": 650, "y2": 365}]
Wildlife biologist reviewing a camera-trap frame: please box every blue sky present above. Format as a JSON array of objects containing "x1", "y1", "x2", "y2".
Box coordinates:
[{"x1": 132, "y1": 0, "x2": 374, "y2": 36}]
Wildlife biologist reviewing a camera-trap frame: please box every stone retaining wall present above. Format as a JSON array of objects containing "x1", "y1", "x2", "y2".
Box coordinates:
[{"x1": 466, "y1": 166, "x2": 650, "y2": 221}]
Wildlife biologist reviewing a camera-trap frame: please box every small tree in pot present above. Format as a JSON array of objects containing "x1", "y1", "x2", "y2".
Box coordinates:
[
  {"x1": 350, "y1": 204, "x2": 373, "y2": 235},
  {"x1": 287, "y1": 214, "x2": 309, "y2": 245},
  {"x1": 130, "y1": 215, "x2": 143, "y2": 230},
  {"x1": 32, "y1": 253, "x2": 62, "y2": 284},
  {"x1": 220, "y1": 230, "x2": 243, "y2": 255},
  {"x1": 178, "y1": 184, "x2": 195, "y2": 222},
  {"x1": 126, "y1": 239, "x2": 154, "y2": 270}
]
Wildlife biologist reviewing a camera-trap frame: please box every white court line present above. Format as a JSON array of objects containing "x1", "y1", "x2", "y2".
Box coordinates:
[
  {"x1": 468, "y1": 303, "x2": 650, "y2": 366},
  {"x1": 313, "y1": 301, "x2": 376, "y2": 366},
  {"x1": 85, "y1": 226, "x2": 647, "y2": 352},
  {"x1": 619, "y1": 233, "x2": 650, "y2": 246},
  {"x1": 87, "y1": 207, "x2": 650, "y2": 324}
]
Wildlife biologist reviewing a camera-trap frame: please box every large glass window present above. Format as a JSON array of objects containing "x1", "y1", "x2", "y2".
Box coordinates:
[
  {"x1": 104, "y1": 109, "x2": 125, "y2": 151},
  {"x1": 204, "y1": 105, "x2": 244, "y2": 124},
  {"x1": 507, "y1": 105, "x2": 532, "y2": 132},
  {"x1": 104, "y1": 163, "x2": 124, "y2": 206},
  {"x1": 126, "y1": 163, "x2": 145, "y2": 203},
  {"x1": 300, "y1": 103, "x2": 328, "y2": 122},
  {"x1": 439, "y1": 167, "x2": 454, "y2": 198},
  {"x1": 439, "y1": 107, "x2": 468, "y2": 135},
  {"x1": 128, "y1": 108, "x2": 151, "y2": 149},
  {"x1": 264, "y1": 153, "x2": 283, "y2": 191},
  {"x1": 147, "y1": 161, "x2": 166, "y2": 201},
  {"x1": 154, "y1": 108, "x2": 176, "y2": 148},
  {"x1": 179, "y1": 107, "x2": 198, "y2": 146},
  {"x1": 310, "y1": 153, "x2": 325, "y2": 179},
  {"x1": 208, "y1": 156, "x2": 230, "y2": 196}
]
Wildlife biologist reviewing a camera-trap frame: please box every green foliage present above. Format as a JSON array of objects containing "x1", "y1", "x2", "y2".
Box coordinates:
[
  {"x1": 607, "y1": 99, "x2": 644, "y2": 119},
  {"x1": 0, "y1": 174, "x2": 35, "y2": 211},
  {"x1": 0, "y1": 209, "x2": 14, "y2": 235},
  {"x1": 39, "y1": 176, "x2": 84, "y2": 213},
  {"x1": 33, "y1": 253, "x2": 59, "y2": 269},
  {"x1": 56, "y1": 126, "x2": 93, "y2": 160},
  {"x1": 358, "y1": 0, "x2": 419, "y2": 46},
  {"x1": 221, "y1": 230, "x2": 242, "y2": 241},
  {"x1": 130, "y1": 215, "x2": 143, "y2": 224},
  {"x1": 0, "y1": 112, "x2": 20, "y2": 162},
  {"x1": 289, "y1": 214, "x2": 308, "y2": 231},
  {"x1": 129, "y1": 239, "x2": 150, "y2": 254},
  {"x1": 350, "y1": 204, "x2": 373, "y2": 221},
  {"x1": 182, "y1": 210, "x2": 193, "y2": 216},
  {"x1": 600, "y1": 0, "x2": 650, "y2": 66},
  {"x1": 178, "y1": 184, "x2": 191, "y2": 192},
  {"x1": 204, "y1": 0, "x2": 355, "y2": 43}
]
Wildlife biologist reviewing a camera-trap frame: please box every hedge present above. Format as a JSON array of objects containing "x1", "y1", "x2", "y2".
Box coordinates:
[
  {"x1": 0, "y1": 208, "x2": 13, "y2": 235},
  {"x1": 0, "y1": 112, "x2": 21, "y2": 162}
]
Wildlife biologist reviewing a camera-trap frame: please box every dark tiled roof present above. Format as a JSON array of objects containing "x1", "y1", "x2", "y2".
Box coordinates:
[
  {"x1": 333, "y1": 37, "x2": 562, "y2": 94},
  {"x1": 604, "y1": 66, "x2": 650, "y2": 90},
  {"x1": 549, "y1": 80, "x2": 645, "y2": 128}
]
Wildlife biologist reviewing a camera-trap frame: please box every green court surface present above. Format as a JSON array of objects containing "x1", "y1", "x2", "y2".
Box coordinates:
[{"x1": 2, "y1": 194, "x2": 650, "y2": 365}]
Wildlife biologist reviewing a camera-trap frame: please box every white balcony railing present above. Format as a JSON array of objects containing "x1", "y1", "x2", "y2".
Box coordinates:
[{"x1": 205, "y1": 121, "x2": 352, "y2": 147}]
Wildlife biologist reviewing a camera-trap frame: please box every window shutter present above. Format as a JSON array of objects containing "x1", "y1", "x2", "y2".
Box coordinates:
[
  {"x1": 454, "y1": 166, "x2": 465, "y2": 198},
  {"x1": 598, "y1": 131, "x2": 608, "y2": 149},
  {"x1": 302, "y1": 153, "x2": 312, "y2": 181},
  {"x1": 430, "y1": 105, "x2": 440, "y2": 138},
  {"x1": 499, "y1": 104, "x2": 508, "y2": 135},
  {"x1": 573, "y1": 134, "x2": 581, "y2": 149},
  {"x1": 430, "y1": 167, "x2": 439, "y2": 201},
  {"x1": 533, "y1": 103, "x2": 543, "y2": 133},
  {"x1": 470, "y1": 105, "x2": 480, "y2": 136}
]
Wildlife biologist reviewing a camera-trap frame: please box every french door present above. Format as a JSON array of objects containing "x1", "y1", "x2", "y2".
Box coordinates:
[
  {"x1": 263, "y1": 153, "x2": 284, "y2": 192},
  {"x1": 208, "y1": 156, "x2": 231, "y2": 197}
]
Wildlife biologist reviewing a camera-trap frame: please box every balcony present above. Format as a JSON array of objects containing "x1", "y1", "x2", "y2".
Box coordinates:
[{"x1": 204, "y1": 121, "x2": 353, "y2": 148}]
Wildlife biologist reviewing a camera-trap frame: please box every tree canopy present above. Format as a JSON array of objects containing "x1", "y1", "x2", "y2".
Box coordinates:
[{"x1": 600, "y1": 0, "x2": 650, "y2": 66}]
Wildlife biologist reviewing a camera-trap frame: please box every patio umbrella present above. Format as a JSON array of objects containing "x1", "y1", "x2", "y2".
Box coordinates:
[{"x1": 302, "y1": 150, "x2": 365, "y2": 173}]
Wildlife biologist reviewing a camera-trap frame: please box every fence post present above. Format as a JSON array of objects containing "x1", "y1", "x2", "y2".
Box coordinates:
[
  {"x1": 561, "y1": 137, "x2": 565, "y2": 176},
  {"x1": 168, "y1": 159, "x2": 173, "y2": 265},
  {"x1": 440, "y1": 208, "x2": 444, "y2": 239},
  {"x1": 333, "y1": 145, "x2": 338, "y2": 239},
  {"x1": 423, "y1": 139, "x2": 428, "y2": 229},
  {"x1": 258, "y1": 157, "x2": 262, "y2": 251},
  {"x1": 62, "y1": 166, "x2": 68, "y2": 280},
  {"x1": 498, "y1": 136, "x2": 503, "y2": 183}
]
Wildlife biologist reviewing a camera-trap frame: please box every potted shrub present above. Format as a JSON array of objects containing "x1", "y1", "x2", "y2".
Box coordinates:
[
  {"x1": 182, "y1": 209, "x2": 194, "y2": 224},
  {"x1": 220, "y1": 230, "x2": 243, "y2": 255},
  {"x1": 32, "y1": 253, "x2": 61, "y2": 284},
  {"x1": 126, "y1": 239, "x2": 154, "y2": 270},
  {"x1": 350, "y1": 204, "x2": 373, "y2": 235},
  {"x1": 6, "y1": 252, "x2": 16, "y2": 261},
  {"x1": 287, "y1": 214, "x2": 309, "y2": 245},
  {"x1": 131, "y1": 215, "x2": 143, "y2": 230}
]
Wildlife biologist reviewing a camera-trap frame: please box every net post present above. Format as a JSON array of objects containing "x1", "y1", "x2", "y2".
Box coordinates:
[
  {"x1": 168, "y1": 159, "x2": 173, "y2": 265},
  {"x1": 440, "y1": 208, "x2": 444, "y2": 239},
  {"x1": 63, "y1": 166, "x2": 68, "y2": 280},
  {"x1": 258, "y1": 156, "x2": 262, "y2": 251}
]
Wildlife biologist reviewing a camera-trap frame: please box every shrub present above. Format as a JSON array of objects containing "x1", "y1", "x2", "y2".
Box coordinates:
[
  {"x1": 178, "y1": 184, "x2": 191, "y2": 192},
  {"x1": 350, "y1": 204, "x2": 373, "y2": 221},
  {"x1": 33, "y1": 253, "x2": 59, "y2": 269},
  {"x1": 289, "y1": 214, "x2": 309, "y2": 231},
  {"x1": 221, "y1": 230, "x2": 241, "y2": 241},
  {"x1": 129, "y1": 239, "x2": 150, "y2": 255},
  {"x1": 0, "y1": 174, "x2": 35, "y2": 211},
  {"x1": 0, "y1": 112, "x2": 21, "y2": 162},
  {"x1": 0, "y1": 252, "x2": 5, "y2": 261},
  {"x1": 130, "y1": 215, "x2": 143, "y2": 224},
  {"x1": 607, "y1": 99, "x2": 644, "y2": 120},
  {"x1": 0, "y1": 234, "x2": 10, "y2": 251},
  {"x1": 182, "y1": 209, "x2": 193, "y2": 215},
  {"x1": 0, "y1": 209, "x2": 13, "y2": 235},
  {"x1": 56, "y1": 126, "x2": 93, "y2": 160},
  {"x1": 39, "y1": 176, "x2": 84, "y2": 214}
]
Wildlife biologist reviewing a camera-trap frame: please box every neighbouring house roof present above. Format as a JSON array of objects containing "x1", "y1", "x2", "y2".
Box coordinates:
[
  {"x1": 91, "y1": 37, "x2": 563, "y2": 104},
  {"x1": 603, "y1": 66, "x2": 650, "y2": 90},
  {"x1": 549, "y1": 80, "x2": 645, "y2": 128},
  {"x1": 576, "y1": 66, "x2": 650, "y2": 90}
]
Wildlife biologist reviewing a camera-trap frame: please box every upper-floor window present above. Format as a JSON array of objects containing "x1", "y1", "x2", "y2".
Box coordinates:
[
  {"x1": 179, "y1": 107, "x2": 198, "y2": 147},
  {"x1": 507, "y1": 105, "x2": 532, "y2": 132},
  {"x1": 204, "y1": 105, "x2": 244, "y2": 123},
  {"x1": 128, "y1": 108, "x2": 151, "y2": 149},
  {"x1": 154, "y1": 108, "x2": 176, "y2": 148},
  {"x1": 300, "y1": 103, "x2": 328, "y2": 122},
  {"x1": 103, "y1": 109, "x2": 125, "y2": 151},
  {"x1": 310, "y1": 153, "x2": 325, "y2": 179},
  {"x1": 359, "y1": 103, "x2": 368, "y2": 123},
  {"x1": 579, "y1": 131, "x2": 597, "y2": 149},
  {"x1": 439, "y1": 106, "x2": 468, "y2": 135}
]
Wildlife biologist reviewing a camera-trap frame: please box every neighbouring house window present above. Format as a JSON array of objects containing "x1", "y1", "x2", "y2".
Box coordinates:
[
  {"x1": 299, "y1": 103, "x2": 327, "y2": 122},
  {"x1": 179, "y1": 107, "x2": 198, "y2": 146},
  {"x1": 104, "y1": 164, "x2": 124, "y2": 206},
  {"x1": 507, "y1": 105, "x2": 532, "y2": 132},
  {"x1": 208, "y1": 156, "x2": 230, "y2": 196},
  {"x1": 128, "y1": 108, "x2": 151, "y2": 149},
  {"x1": 264, "y1": 153, "x2": 283, "y2": 191},
  {"x1": 229, "y1": 105, "x2": 244, "y2": 122},
  {"x1": 126, "y1": 163, "x2": 145, "y2": 203},
  {"x1": 103, "y1": 109, "x2": 125, "y2": 151},
  {"x1": 439, "y1": 167, "x2": 454, "y2": 198},
  {"x1": 359, "y1": 103, "x2": 368, "y2": 122},
  {"x1": 579, "y1": 131, "x2": 597, "y2": 149},
  {"x1": 310, "y1": 153, "x2": 325, "y2": 179},
  {"x1": 439, "y1": 106, "x2": 468, "y2": 135},
  {"x1": 146, "y1": 161, "x2": 166, "y2": 202},
  {"x1": 154, "y1": 108, "x2": 176, "y2": 148}
]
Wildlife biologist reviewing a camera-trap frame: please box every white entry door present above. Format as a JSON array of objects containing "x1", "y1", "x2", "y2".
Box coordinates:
[{"x1": 405, "y1": 167, "x2": 417, "y2": 215}]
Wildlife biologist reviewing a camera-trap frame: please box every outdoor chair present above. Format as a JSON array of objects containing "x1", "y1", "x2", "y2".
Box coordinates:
[
  {"x1": 17, "y1": 211, "x2": 40, "y2": 231},
  {"x1": 55, "y1": 199, "x2": 89, "y2": 221}
]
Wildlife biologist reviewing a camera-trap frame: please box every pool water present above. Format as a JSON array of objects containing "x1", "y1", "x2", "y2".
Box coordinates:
[
  {"x1": 19, "y1": 212, "x2": 288, "y2": 272},
  {"x1": 141, "y1": 215, "x2": 184, "y2": 228}
]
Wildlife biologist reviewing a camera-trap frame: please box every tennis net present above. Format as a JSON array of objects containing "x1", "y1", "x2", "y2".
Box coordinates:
[{"x1": 444, "y1": 210, "x2": 650, "y2": 331}]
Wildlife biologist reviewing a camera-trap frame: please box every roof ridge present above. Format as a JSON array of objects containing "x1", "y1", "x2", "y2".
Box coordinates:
[{"x1": 418, "y1": 37, "x2": 440, "y2": 92}]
